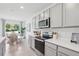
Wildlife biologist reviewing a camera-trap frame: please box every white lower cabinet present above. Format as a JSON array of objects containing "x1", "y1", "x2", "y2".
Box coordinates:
[
  {"x1": 45, "y1": 46, "x2": 56, "y2": 56},
  {"x1": 45, "y1": 41, "x2": 79, "y2": 56},
  {"x1": 28, "y1": 36, "x2": 35, "y2": 49},
  {"x1": 58, "y1": 46, "x2": 79, "y2": 56},
  {"x1": 58, "y1": 52, "x2": 68, "y2": 56},
  {"x1": 45, "y1": 42, "x2": 57, "y2": 56},
  {"x1": 31, "y1": 38, "x2": 35, "y2": 49}
]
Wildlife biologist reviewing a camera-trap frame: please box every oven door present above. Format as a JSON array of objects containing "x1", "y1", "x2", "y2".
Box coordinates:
[{"x1": 35, "y1": 39, "x2": 45, "y2": 55}]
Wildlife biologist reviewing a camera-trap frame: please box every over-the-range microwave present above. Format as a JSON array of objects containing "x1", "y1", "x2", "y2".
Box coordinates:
[{"x1": 39, "y1": 17, "x2": 50, "y2": 29}]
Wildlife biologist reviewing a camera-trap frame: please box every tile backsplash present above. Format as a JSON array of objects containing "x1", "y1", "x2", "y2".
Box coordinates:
[{"x1": 39, "y1": 27, "x2": 79, "y2": 41}]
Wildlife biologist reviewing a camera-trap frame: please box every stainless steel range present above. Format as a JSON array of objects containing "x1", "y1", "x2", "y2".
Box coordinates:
[{"x1": 35, "y1": 38, "x2": 45, "y2": 55}]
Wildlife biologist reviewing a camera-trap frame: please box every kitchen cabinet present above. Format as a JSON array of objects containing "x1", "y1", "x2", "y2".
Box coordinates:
[
  {"x1": 58, "y1": 46, "x2": 79, "y2": 56},
  {"x1": 45, "y1": 46, "x2": 56, "y2": 56},
  {"x1": 28, "y1": 35, "x2": 35, "y2": 49},
  {"x1": 45, "y1": 40, "x2": 79, "y2": 56},
  {"x1": 45, "y1": 42, "x2": 57, "y2": 56},
  {"x1": 35, "y1": 15, "x2": 40, "y2": 29},
  {"x1": 50, "y1": 4, "x2": 62, "y2": 27},
  {"x1": 32, "y1": 17, "x2": 36, "y2": 29},
  {"x1": 58, "y1": 52, "x2": 68, "y2": 56},
  {"x1": 44, "y1": 9, "x2": 50, "y2": 20},
  {"x1": 32, "y1": 15, "x2": 39, "y2": 29},
  {"x1": 39, "y1": 12, "x2": 44, "y2": 21},
  {"x1": 31, "y1": 37, "x2": 35, "y2": 49},
  {"x1": 63, "y1": 3, "x2": 79, "y2": 27}
]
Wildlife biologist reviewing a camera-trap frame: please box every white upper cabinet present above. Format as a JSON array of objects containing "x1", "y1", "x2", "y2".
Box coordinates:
[
  {"x1": 32, "y1": 17, "x2": 36, "y2": 29},
  {"x1": 63, "y1": 3, "x2": 79, "y2": 27},
  {"x1": 50, "y1": 4, "x2": 62, "y2": 27},
  {"x1": 44, "y1": 9, "x2": 50, "y2": 20},
  {"x1": 35, "y1": 15, "x2": 40, "y2": 29},
  {"x1": 39, "y1": 12, "x2": 44, "y2": 21},
  {"x1": 32, "y1": 15, "x2": 39, "y2": 29}
]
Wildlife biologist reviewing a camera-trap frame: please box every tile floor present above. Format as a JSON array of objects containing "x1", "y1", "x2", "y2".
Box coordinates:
[{"x1": 5, "y1": 39, "x2": 37, "y2": 56}]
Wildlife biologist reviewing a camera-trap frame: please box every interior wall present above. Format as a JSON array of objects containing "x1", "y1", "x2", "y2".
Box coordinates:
[{"x1": 0, "y1": 19, "x2": 2, "y2": 37}]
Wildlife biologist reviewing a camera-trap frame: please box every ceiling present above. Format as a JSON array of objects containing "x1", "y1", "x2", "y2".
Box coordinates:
[{"x1": 0, "y1": 3, "x2": 52, "y2": 21}]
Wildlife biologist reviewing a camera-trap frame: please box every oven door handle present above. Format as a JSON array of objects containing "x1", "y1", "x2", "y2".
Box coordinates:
[{"x1": 35, "y1": 39, "x2": 44, "y2": 42}]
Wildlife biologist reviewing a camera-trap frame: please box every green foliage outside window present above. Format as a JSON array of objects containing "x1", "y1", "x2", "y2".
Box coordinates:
[
  {"x1": 6, "y1": 23, "x2": 19, "y2": 32},
  {"x1": 14, "y1": 24, "x2": 19, "y2": 31},
  {"x1": 21, "y1": 27, "x2": 26, "y2": 36},
  {"x1": 6, "y1": 24, "x2": 11, "y2": 31}
]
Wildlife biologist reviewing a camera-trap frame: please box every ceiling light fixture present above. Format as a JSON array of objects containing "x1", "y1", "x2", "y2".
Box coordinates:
[{"x1": 20, "y1": 6, "x2": 24, "y2": 9}]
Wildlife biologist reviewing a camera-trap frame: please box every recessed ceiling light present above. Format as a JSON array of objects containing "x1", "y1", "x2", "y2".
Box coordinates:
[{"x1": 20, "y1": 6, "x2": 24, "y2": 9}]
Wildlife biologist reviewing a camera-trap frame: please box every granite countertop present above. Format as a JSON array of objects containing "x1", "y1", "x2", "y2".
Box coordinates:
[{"x1": 45, "y1": 38, "x2": 79, "y2": 52}]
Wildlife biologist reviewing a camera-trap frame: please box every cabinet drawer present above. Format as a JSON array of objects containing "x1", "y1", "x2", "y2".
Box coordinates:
[
  {"x1": 45, "y1": 45, "x2": 56, "y2": 56},
  {"x1": 58, "y1": 46, "x2": 79, "y2": 56},
  {"x1": 45, "y1": 42, "x2": 57, "y2": 50},
  {"x1": 58, "y1": 52, "x2": 68, "y2": 56}
]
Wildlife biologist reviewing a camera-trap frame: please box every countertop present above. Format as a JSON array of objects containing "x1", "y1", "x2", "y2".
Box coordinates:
[
  {"x1": 29, "y1": 34, "x2": 79, "y2": 52},
  {"x1": 45, "y1": 38, "x2": 79, "y2": 52}
]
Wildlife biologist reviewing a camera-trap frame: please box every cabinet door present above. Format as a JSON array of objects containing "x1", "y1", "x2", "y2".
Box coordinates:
[
  {"x1": 35, "y1": 15, "x2": 40, "y2": 29},
  {"x1": 45, "y1": 45, "x2": 56, "y2": 56},
  {"x1": 58, "y1": 52, "x2": 68, "y2": 56},
  {"x1": 32, "y1": 38, "x2": 35, "y2": 49},
  {"x1": 39, "y1": 12, "x2": 44, "y2": 21},
  {"x1": 58, "y1": 46, "x2": 79, "y2": 56},
  {"x1": 50, "y1": 4, "x2": 62, "y2": 27},
  {"x1": 45, "y1": 41, "x2": 57, "y2": 50},
  {"x1": 29, "y1": 36, "x2": 35, "y2": 49},
  {"x1": 44, "y1": 9, "x2": 50, "y2": 20},
  {"x1": 45, "y1": 42, "x2": 57, "y2": 56},
  {"x1": 32, "y1": 17, "x2": 36, "y2": 29},
  {"x1": 28, "y1": 35, "x2": 32, "y2": 48},
  {"x1": 63, "y1": 3, "x2": 79, "y2": 26}
]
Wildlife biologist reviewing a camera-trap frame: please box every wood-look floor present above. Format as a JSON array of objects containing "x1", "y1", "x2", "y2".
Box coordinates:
[{"x1": 5, "y1": 39, "x2": 37, "y2": 56}]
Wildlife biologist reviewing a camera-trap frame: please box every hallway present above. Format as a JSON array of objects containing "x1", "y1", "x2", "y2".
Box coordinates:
[{"x1": 5, "y1": 39, "x2": 37, "y2": 56}]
